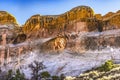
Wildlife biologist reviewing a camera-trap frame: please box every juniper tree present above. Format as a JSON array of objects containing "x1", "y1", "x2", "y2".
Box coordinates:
[{"x1": 29, "y1": 61, "x2": 45, "y2": 80}]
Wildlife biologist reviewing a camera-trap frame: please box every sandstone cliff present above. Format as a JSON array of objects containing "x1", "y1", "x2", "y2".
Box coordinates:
[
  {"x1": 1, "y1": 5, "x2": 120, "y2": 51},
  {"x1": 23, "y1": 6, "x2": 95, "y2": 36},
  {"x1": 0, "y1": 11, "x2": 21, "y2": 45},
  {"x1": 102, "y1": 11, "x2": 120, "y2": 30},
  {"x1": 0, "y1": 11, "x2": 17, "y2": 25},
  {"x1": 67, "y1": 29, "x2": 120, "y2": 53}
]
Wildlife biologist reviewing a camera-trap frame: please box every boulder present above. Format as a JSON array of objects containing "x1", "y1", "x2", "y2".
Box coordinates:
[{"x1": 41, "y1": 36, "x2": 67, "y2": 53}]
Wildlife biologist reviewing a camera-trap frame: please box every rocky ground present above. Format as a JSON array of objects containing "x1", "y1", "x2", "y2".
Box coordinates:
[{"x1": 69, "y1": 64, "x2": 120, "y2": 80}]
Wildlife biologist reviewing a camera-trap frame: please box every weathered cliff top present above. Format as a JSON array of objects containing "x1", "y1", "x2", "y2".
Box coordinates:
[
  {"x1": 23, "y1": 5, "x2": 95, "y2": 33},
  {"x1": 0, "y1": 11, "x2": 17, "y2": 25},
  {"x1": 103, "y1": 11, "x2": 120, "y2": 21}
]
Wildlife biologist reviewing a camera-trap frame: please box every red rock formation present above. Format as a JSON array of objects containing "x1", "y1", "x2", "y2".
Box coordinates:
[
  {"x1": 0, "y1": 11, "x2": 17, "y2": 25},
  {"x1": 23, "y1": 6, "x2": 95, "y2": 37},
  {"x1": 41, "y1": 36, "x2": 67, "y2": 53}
]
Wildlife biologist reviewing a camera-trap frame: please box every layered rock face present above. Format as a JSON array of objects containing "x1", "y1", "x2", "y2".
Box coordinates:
[
  {"x1": 66, "y1": 29, "x2": 120, "y2": 53},
  {"x1": 21, "y1": 5, "x2": 120, "y2": 52},
  {"x1": 24, "y1": 6, "x2": 120, "y2": 39},
  {"x1": 0, "y1": 11, "x2": 17, "y2": 24},
  {"x1": 41, "y1": 36, "x2": 67, "y2": 53},
  {"x1": 81, "y1": 33, "x2": 120, "y2": 50},
  {"x1": 102, "y1": 11, "x2": 120, "y2": 31},
  {"x1": 1, "y1": 5, "x2": 120, "y2": 53},
  {"x1": 0, "y1": 11, "x2": 24, "y2": 45},
  {"x1": 102, "y1": 12, "x2": 115, "y2": 20},
  {"x1": 23, "y1": 6, "x2": 97, "y2": 37},
  {"x1": 94, "y1": 14, "x2": 102, "y2": 20},
  {"x1": 0, "y1": 25, "x2": 18, "y2": 45}
]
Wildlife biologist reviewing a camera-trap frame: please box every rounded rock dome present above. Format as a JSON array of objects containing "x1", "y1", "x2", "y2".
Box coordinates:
[
  {"x1": 70, "y1": 5, "x2": 94, "y2": 18},
  {"x1": 0, "y1": 11, "x2": 17, "y2": 24}
]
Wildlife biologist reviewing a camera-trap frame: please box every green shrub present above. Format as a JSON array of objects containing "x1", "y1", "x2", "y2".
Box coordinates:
[
  {"x1": 40, "y1": 71, "x2": 51, "y2": 79},
  {"x1": 29, "y1": 61, "x2": 45, "y2": 80},
  {"x1": 52, "y1": 76, "x2": 60, "y2": 80},
  {"x1": 60, "y1": 74, "x2": 65, "y2": 80},
  {"x1": 7, "y1": 69, "x2": 13, "y2": 80},
  {"x1": 10, "y1": 69, "x2": 25, "y2": 80},
  {"x1": 99, "y1": 60, "x2": 115, "y2": 72}
]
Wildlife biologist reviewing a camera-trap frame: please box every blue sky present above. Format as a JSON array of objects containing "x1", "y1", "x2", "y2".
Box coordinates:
[{"x1": 0, "y1": 0, "x2": 120, "y2": 25}]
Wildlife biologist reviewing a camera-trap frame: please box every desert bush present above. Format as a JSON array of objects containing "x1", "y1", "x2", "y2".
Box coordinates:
[
  {"x1": 6, "y1": 69, "x2": 13, "y2": 80},
  {"x1": 99, "y1": 60, "x2": 115, "y2": 72},
  {"x1": 40, "y1": 71, "x2": 51, "y2": 79},
  {"x1": 8, "y1": 69, "x2": 26, "y2": 80},
  {"x1": 0, "y1": 69, "x2": 25, "y2": 80},
  {"x1": 60, "y1": 74, "x2": 65, "y2": 80},
  {"x1": 52, "y1": 75, "x2": 60, "y2": 80},
  {"x1": 29, "y1": 61, "x2": 45, "y2": 80}
]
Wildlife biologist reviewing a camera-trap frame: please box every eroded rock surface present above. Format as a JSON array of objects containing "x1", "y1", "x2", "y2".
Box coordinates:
[
  {"x1": 0, "y1": 11, "x2": 17, "y2": 24},
  {"x1": 41, "y1": 36, "x2": 67, "y2": 53}
]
